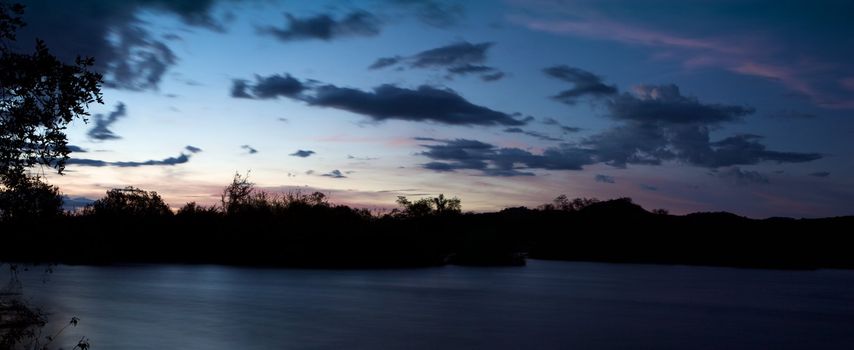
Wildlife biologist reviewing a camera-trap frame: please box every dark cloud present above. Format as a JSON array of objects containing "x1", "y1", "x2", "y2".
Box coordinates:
[
  {"x1": 411, "y1": 41, "x2": 492, "y2": 68},
  {"x1": 67, "y1": 145, "x2": 88, "y2": 153},
  {"x1": 307, "y1": 83, "x2": 526, "y2": 126},
  {"x1": 810, "y1": 171, "x2": 831, "y2": 177},
  {"x1": 88, "y1": 103, "x2": 127, "y2": 141},
  {"x1": 418, "y1": 138, "x2": 595, "y2": 176},
  {"x1": 230, "y1": 74, "x2": 306, "y2": 99},
  {"x1": 241, "y1": 145, "x2": 258, "y2": 154},
  {"x1": 481, "y1": 72, "x2": 505, "y2": 82},
  {"x1": 107, "y1": 26, "x2": 177, "y2": 90},
  {"x1": 544, "y1": 65, "x2": 618, "y2": 104},
  {"x1": 67, "y1": 146, "x2": 201, "y2": 167},
  {"x1": 369, "y1": 41, "x2": 504, "y2": 81},
  {"x1": 231, "y1": 72, "x2": 523, "y2": 126},
  {"x1": 582, "y1": 123, "x2": 673, "y2": 167},
  {"x1": 714, "y1": 167, "x2": 770, "y2": 185},
  {"x1": 608, "y1": 85, "x2": 754, "y2": 124},
  {"x1": 595, "y1": 174, "x2": 615, "y2": 183},
  {"x1": 290, "y1": 150, "x2": 315, "y2": 158},
  {"x1": 112, "y1": 154, "x2": 192, "y2": 167},
  {"x1": 230, "y1": 79, "x2": 253, "y2": 98},
  {"x1": 321, "y1": 169, "x2": 347, "y2": 178},
  {"x1": 447, "y1": 64, "x2": 495, "y2": 75},
  {"x1": 542, "y1": 117, "x2": 582, "y2": 133},
  {"x1": 66, "y1": 158, "x2": 110, "y2": 167},
  {"x1": 583, "y1": 84, "x2": 820, "y2": 168},
  {"x1": 258, "y1": 11, "x2": 380, "y2": 42},
  {"x1": 415, "y1": 84, "x2": 820, "y2": 177},
  {"x1": 503, "y1": 127, "x2": 562, "y2": 142},
  {"x1": 16, "y1": 0, "x2": 224, "y2": 90},
  {"x1": 368, "y1": 56, "x2": 402, "y2": 69},
  {"x1": 705, "y1": 134, "x2": 822, "y2": 167},
  {"x1": 252, "y1": 74, "x2": 306, "y2": 98},
  {"x1": 389, "y1": 0, "x2": 464, "y2": 28}
]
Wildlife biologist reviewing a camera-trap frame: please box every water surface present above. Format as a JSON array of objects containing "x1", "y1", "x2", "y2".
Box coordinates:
[{"x1": 10, "y1": 261, "x2": 854, "y2": 349}]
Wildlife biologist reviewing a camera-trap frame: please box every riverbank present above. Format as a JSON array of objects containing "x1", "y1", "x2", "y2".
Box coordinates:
[{"x1": 2, "y1": 198, "x2": 852, "y2": 270}]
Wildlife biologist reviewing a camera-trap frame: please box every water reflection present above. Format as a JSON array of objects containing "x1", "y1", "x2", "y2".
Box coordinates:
[{"x1": 9, "y1": 261, "x2": 854, "y2": 349}]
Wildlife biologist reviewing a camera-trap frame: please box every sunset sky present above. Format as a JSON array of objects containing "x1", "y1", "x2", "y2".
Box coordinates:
[{"x1": 14, "y1": 0, "x2": 854, "y2": 217}]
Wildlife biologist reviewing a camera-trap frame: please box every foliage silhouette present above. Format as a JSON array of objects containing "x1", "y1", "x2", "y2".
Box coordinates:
[
  {"x1": 394, "y1": 194, "x2": 461, "y2": 217},
  {"x1": 537, "y1": 195, "x2": 598, "y2": 211},
  {"x1": 1, "y1": 175, "x2": 851, "y2": 270},
  {"x1": 220, "y1": 171, "x2": 254, "y2": 215},
  {"x1": 1, "y1": 263, "x2": 86, "y2": 350},
  {"x1": 1, "y1": 4, "x2": 97, "y2": 349},
  {"x1": 0, "y1": 175, "x2": 61, "y2": 221},
  {"x1": 0, "y1": 1, "x2": 102, "y2": 219},
  {"x1": 90, "y1": 187, "x2": 171, "y2": 218}
]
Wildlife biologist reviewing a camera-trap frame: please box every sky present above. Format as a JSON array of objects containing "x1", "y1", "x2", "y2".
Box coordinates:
[{"x1": 11, "y1": 0, "x2": 854, "y2": 218}]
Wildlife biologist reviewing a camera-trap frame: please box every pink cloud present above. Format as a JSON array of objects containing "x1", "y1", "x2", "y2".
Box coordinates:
[
  {"x1": 514, "y1": 16, "x2": 742, "y2": 53},
  {"x1": 510, "y1": 14, "x2": 854, "y2": 109}
]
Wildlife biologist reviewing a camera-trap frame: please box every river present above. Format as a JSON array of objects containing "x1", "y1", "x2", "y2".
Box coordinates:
[{"x1": 8, "y1": 260, "x2": 854, "y2": 349}]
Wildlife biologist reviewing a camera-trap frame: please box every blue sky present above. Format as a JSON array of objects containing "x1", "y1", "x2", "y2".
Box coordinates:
[{"x1": 15, "y1": 0, "x2": 854, "y2": 217}]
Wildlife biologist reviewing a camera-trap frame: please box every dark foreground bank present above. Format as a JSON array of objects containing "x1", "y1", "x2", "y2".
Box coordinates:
[{"x1": 2, "y1": 196, "x2": 852, "y2": 270}]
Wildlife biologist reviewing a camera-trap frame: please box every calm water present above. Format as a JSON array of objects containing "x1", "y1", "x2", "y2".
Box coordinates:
[{"x1": 8, "y1": 260, "x2": 854, "y2": 349}]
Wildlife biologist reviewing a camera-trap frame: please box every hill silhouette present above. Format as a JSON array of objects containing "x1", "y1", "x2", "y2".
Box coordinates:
[{"x1": 1, "y1": 177, "x2": 852, "y2": 270}]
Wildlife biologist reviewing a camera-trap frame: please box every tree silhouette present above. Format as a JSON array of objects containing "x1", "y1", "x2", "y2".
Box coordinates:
[
  {"x1": 0, "y1": 174, "x2": 61, "y2": 221},
  {"x1": 395, "y1": 194, "x2": 461, "y2": 217},
  {"x1": 539, "y1": 195, "x2": 599, "y2": 211},
  {"x1": 221, "y1": 171, "x2": 254, "y2": 215},
  {"x1": 0, "y1": 2, "x2": 102, "y2": 215},
  {"x1": 91, "y1": 187, "x2": 171, "y2": 217}
]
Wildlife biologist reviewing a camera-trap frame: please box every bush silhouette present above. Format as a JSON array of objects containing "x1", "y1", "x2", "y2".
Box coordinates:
[
  {"x1": 91, "y1": 187, "x2": 171, "y2": 218},
  {"x1": 0, "y1": 176, "x2": 62, "y2": 221},
  {"x1": 394, "y1": 194, "x2": 461, "y2": 217}
]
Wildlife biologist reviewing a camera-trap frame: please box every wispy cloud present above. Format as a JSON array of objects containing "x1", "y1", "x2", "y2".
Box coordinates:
[
  {"x1": 510, "y1": 8, "x2": 854, "y2": 109},
  {"x1": 241, "y1": 145, "x2": 258, "y2": 154},
  {"x1": 88, "y1": 102, "x2": 127, "y2": 141},
  {"x1": 543, "y1": 65, "x2": 618, "y2": 104},
  {"x1": 503, "y1": 127, "x2": 562, "y2": 142},
  {"x1": 67, "y1": 146, "x2": 202, "y2": 168},
  {"x1": 321, "y1": 169, "x2": 347, "y2": 178},
  {"x1": 369, "y1": 41, "x2": 505, "y2": 81},
  {"x1": 258, "y1": 11, "x2": 380, "y2": 42},
  {"x1": 231, "y1": 73, "x2": 528, "y2": 126}
]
